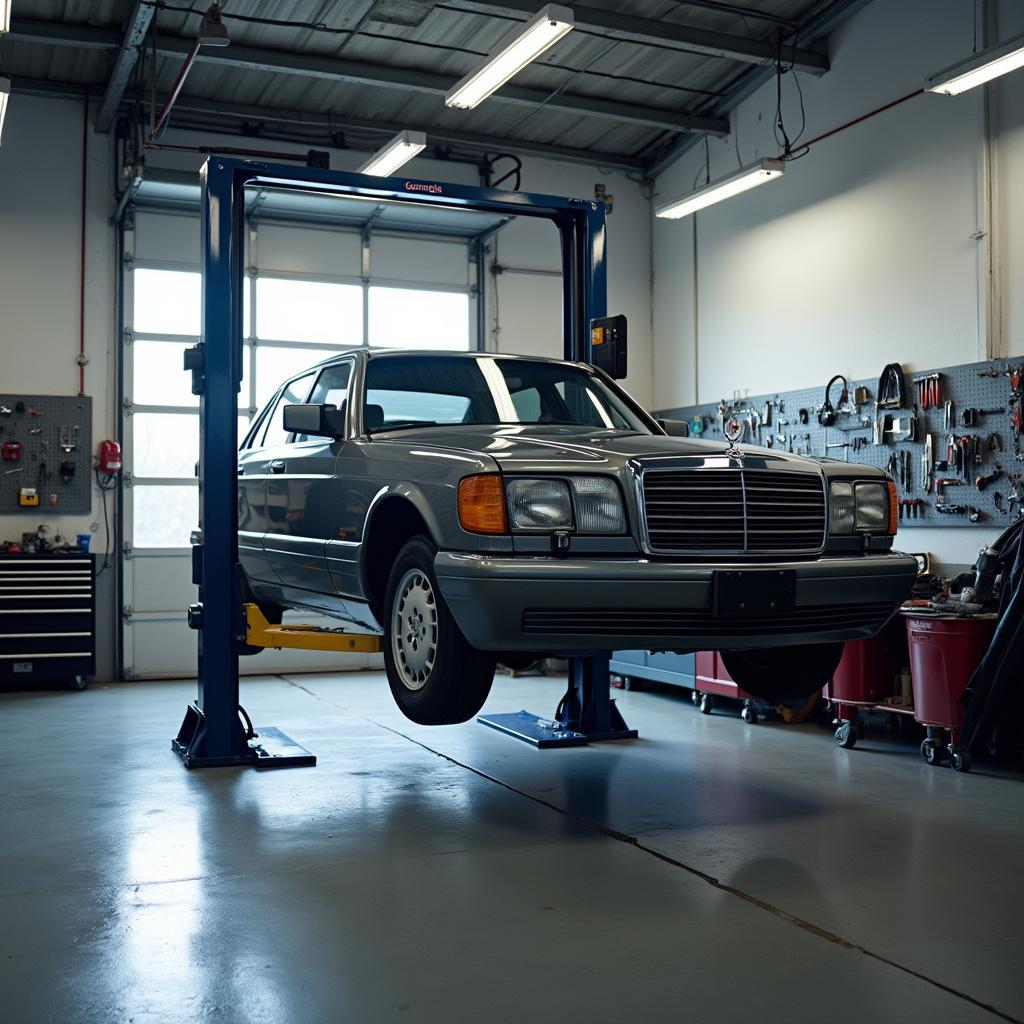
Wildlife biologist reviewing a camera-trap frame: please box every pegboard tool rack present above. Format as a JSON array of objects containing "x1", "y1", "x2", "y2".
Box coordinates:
[
  {"x1": 657, "y1": 357, "x2": 1022, "y2": 527},
  {"x1": 0, "y1": 394, "x2": 92, "y2": 515}
]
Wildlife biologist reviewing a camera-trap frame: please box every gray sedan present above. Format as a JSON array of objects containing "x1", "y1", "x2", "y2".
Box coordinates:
[{"x1": 238, "y1": 350, "x2": 917, "y2": 725}]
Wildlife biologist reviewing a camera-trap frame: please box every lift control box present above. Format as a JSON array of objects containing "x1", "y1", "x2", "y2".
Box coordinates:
[{"x1": 590, "y1": 315, "x2": 627, "y2": 379}]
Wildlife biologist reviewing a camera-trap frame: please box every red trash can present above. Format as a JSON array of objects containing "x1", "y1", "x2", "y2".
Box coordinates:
[{"x1": 904, "y1": 613, "x2": 996, "y2": 770}]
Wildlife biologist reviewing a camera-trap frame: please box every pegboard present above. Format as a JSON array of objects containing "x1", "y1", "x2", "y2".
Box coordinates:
[
  {"x1": 657, "y1": 357, "x2": 1023, "y2": 528},
  {"x1": 0, "y1": 394, "x2": 93, "y2": 515}
]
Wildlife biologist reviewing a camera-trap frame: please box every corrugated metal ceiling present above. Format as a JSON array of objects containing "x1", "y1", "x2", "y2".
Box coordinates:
[{"x1": 3, "y1": 1, "x2": 844, "y2": 168}]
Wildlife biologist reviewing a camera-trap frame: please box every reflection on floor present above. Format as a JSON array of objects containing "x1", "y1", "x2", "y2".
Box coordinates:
[{"x1": 0, "y1": 671, "x2": 1020, "y2": 1024}]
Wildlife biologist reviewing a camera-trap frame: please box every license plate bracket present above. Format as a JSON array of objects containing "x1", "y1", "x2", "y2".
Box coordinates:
[{"x1": 713, "y1": 569, "x2": 797, "y2": 618}]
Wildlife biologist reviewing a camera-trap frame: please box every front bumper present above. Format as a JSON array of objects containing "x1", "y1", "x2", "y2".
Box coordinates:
[{"x1": 434, "y1": 552, "x2": 919, "y2": 654}]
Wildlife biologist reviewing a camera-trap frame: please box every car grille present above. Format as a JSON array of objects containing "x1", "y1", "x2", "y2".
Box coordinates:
[
  {"x1": 522, "y1": 602, "x2": 893, "y2": 638},
  {"x1": 641, "y1": 468, "x2": 826, "y2": 554}
]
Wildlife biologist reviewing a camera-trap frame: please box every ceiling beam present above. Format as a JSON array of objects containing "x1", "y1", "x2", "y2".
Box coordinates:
[
  {"x1": 10, "y1": 76, "x2": 648, "y2": 170},
  {"x1": 643, "y1": 0, "x2": 872, "y2": 176},
  {"x1": 449, "y1": 0, "x2": 829, "y2": 74},
  {"x1": 94, "y1": 1, "x2": 155, "y2": 133},
  {"x1": 9, "y1": 18, "x2": 730, "y2": 136}
]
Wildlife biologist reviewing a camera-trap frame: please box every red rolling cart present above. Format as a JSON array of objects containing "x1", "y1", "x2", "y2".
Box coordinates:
[
  {"x1": 693, "y1": 651, "x2": 763, "y2": 723},
  {"x1": 827, "y1": 618, "x2": 911, "y2": 748},
  {"x1": 904, "y1": 613, "x2": 997, "y2": 772}
]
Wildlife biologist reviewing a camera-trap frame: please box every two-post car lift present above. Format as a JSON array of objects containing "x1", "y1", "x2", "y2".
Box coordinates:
[{"x1": 172, "y1": 156, "x2": 634, "y2": 769}]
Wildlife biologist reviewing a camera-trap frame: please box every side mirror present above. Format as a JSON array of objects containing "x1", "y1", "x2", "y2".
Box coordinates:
[
  {"x1": 657, "y1": 418, "x2": 690, "y2": 438},
  {"x1": 283, "y1": 403, "x2": 345, "y2": 438}
]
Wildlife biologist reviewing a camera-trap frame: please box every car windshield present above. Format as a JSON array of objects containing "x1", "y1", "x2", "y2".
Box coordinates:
[{"x1": 364, "y1": 355, "x2": 651, "y2": 433}]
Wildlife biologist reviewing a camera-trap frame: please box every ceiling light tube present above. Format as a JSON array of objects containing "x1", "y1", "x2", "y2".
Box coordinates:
[
  {"x1": 357, "y1": 130, "x2": 427, "y2": 176},
  {"x1": 655, "y1": 158, "x2": 785, "y2": 220},
  {"x1": 446, "y1": 4, "x2": 574, "y2": 110},
  {"x1": 0, "y1": 79, "x2": 9, "y2": 146},
  {"x1": 926, "y1": 31, "x2": 1024, "y2": 95},
  {"x1": 1, "y1": 1, "x2": 11, "y2": 35}
]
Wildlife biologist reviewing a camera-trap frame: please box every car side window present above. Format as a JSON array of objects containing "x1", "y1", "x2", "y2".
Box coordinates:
[
  {"x1": 294, "y1": 362, "x2": 352, "y2": 443},
  {"x1": 258, "y1": 372, "x2": 316, "y2": 448}
]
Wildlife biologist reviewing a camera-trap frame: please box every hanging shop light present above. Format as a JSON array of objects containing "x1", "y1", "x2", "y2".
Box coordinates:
[
  {"x1": 925, "y1": 31, "x2": 1024, "y2": 95},
  {"x1": 358, "y1": 130, "x2": 427, "y2": 176},
  {"x1": 655, "y1": 158, "x2": 785, "y2": 220},
  {"x1": 0, "y1": 78, "x2": 10, "y2": 146},
  {"x1": 446, "y1": 4, "x2": 574, "y2": 110}
]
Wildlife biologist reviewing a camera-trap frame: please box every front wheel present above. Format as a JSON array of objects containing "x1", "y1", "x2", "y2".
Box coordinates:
[
  {"x1": 383, "y1": 537, "x2": 496, "y2": 725},
  {"x1": 720, "y1": 643, "x2": 844, "y2": 701}
]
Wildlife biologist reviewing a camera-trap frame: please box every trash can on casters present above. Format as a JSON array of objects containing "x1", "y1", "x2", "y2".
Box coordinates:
[{"x1": 904, "y1": 613, "x2": 997, "y2": 772}]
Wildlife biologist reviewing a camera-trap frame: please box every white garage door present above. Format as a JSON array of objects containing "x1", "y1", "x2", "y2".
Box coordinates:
[{"x1": 121, "y1": 210, "x2": 477, "y2": 678}]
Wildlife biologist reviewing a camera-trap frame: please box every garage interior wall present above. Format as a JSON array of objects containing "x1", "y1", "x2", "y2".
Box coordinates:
[
  {"x1": 0, "y1": 93, "x2": 653, "y2": 680},
  {"x1": 651, "y1": 0, "x2": 1024, "y2": 568}
]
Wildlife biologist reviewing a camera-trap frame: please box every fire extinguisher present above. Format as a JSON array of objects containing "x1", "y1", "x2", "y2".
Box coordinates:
[{"x1": 96, "y1": 440, "x2": 122, "y2": 474}]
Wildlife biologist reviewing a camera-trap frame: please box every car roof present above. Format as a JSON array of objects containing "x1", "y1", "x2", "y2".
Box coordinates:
[{"x1": 298, "y1": 348, "x2": 584, "y2": 376}]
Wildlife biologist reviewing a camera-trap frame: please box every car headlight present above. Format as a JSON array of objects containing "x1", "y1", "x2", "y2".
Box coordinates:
[
  {"x1": 829, "y1": 480, "x2": 897, "y2": 535},
  {"x1": 570, "y1": 477, "x2": 625, "y2": 534},
  {"x1": 504, "y1": 477, "x2": 626, "y2": 534},
  {"x1": 506, "y1": 479, "x2": 573, "y2": 530}
]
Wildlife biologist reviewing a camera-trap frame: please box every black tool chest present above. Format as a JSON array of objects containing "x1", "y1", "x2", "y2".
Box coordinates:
[{"x1": 0, "y1": 553, "x2": 96, "y2": 685}]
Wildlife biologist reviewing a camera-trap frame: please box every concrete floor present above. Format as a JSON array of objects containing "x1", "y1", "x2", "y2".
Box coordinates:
[{"x1": 1, "y1": 673, "x2": 1022, "y2": 1024}]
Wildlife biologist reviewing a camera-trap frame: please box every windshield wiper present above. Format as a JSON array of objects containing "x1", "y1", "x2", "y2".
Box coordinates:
[{"x1": 367, "y1": 420, "x2": 440, "y2": 434}]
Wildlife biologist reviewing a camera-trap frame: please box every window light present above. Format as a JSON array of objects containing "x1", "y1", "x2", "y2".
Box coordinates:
[
  {"x1": 655, "y1": 158, "x2": 785, "y2": 220},
  {"x1": 926, "y1": 32, "x2": 1024, "y2": 95},
  {"x1": 446, "y1": 4, "x2": 574, "y2": 110},
  {"x1": 0, "y1": 79, "x2": 10, "y2": 147},
  {"x1": 357, "y1": 130, "x2": 427, "y2": 177}
]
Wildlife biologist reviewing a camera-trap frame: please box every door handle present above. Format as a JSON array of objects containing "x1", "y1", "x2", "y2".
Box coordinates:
[
  {"x1": 269, "y1": 460, "x2": 287, "y2": 473},
  {"x1": 237, "y1": 465, "x2": 245, "y2": 476}
]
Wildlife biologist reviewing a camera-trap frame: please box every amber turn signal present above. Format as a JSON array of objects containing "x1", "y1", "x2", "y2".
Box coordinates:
[
  {"x1": 458, "y1": 474, "x2": 508, "y2": 535},
  {"x1": 886, "y1": 480, "x2": 899, "y2": 535}
]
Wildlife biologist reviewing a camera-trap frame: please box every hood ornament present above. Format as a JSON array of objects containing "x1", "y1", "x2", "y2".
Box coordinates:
[{"x1": 724, "y1": 417, "x2": 744, "y2": 458}]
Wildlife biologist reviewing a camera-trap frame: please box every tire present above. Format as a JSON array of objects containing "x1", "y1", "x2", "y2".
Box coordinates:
[
  {"x1": 720, "y1": 643, "x2": 844, "y2": 701},
  {"x1": 383, "y1": 536, "x2": 496, "y2": 725}
]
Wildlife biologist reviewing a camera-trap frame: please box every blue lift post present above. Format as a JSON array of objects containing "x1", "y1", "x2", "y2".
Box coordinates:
[{"x1": 172, "y1": 156, "x2": 634, "y2": 769}]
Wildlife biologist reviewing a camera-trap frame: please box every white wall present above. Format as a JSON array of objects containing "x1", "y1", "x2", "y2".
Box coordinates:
[{"x1": 651, "y1": 0, "x2": 1024, "y2": 567}]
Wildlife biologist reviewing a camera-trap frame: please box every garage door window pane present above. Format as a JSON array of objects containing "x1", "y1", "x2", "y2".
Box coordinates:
[
  {"x1": 133, "y1": 486, "x2": 197, "y2": 547},
  {"x1": 255, "y1": 348, "x2": 325, "y2": 408},
  {"x1": 133, "y1": 340, "x2": 250, "y2": 408},
  {"x1": 256, "y1": 278, "x2": 362, "y2": 344},
  {"x1": 132, "y1": 414, "x2": 250, "y2": 479},
  {"x1": 369, "y1": 287, "x2": 469, "y2": 350},
  {"x1": 134, "y1": 269, "x2": 201, "y2": 336}
]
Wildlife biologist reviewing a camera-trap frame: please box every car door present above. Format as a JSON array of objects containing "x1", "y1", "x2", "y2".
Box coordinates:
[
  {"x1": 236, "y1": 374, "x2": 313, "y2": 584},
  {"x1": 264, "y1": 362, "x2": 352, "y2": 595}
]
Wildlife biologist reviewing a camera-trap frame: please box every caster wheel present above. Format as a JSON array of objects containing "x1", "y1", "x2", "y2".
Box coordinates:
[
  {"x1": 834, "y1": 721, "x2": 857, "y2": 749},
  {"x1": 699, "y1": 693, "x2": 714, "y2": 715},
  {"x1": 622, "y1": 677, "x2": 646, "y2": 692},
  {"x1": 921, "y1": 739, "x2": 944, "y2": 766},
  {"x1": 691, "y1": 689, "x2": 701, "y2": 707},
  {"x1": 741, "y1": 705, "x2": 758, "y2": 724},
  {"x1": 951, "y1": 750, "x2": 973, "y2": 773},
  {"x1": 69, "y1": 675, "x2": 88, "y2": 691},
  {"x1": 884, "y1": 713, "x2": 901, "y2": 735}
]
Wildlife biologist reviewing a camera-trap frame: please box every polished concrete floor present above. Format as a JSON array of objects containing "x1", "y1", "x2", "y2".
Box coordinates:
[{"x1": 1, "y1": 671, "x2": 1022, "y2": 1024}]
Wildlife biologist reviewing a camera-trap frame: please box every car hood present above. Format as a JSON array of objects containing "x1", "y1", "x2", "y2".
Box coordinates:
[{"x1": 378, "y1": 424, "x2": 810, "y2": 471}]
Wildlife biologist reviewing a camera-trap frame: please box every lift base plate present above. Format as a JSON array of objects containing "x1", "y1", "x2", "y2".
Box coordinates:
[{"x1": 477, "y1": 709, "x2": 637, "y2": 748}]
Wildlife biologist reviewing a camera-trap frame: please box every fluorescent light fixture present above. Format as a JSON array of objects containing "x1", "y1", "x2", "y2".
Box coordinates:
[
  {"x1": 446, "y1": 4, "x2": 574, "y2": 110},
  {"x1": 1, "y1": 1, "x2": 11, "y2": 35},
  {"x1": 358, "y1": 130, "x2": 427, "y2": 177},
  {"x1": 0, "y1": 79, "x2": 9, "y2": 146},
  {"x1": 655, "y1": 158, "x2": 785, "y2": 220},
  {"x1": 926, "y1": 31, "x2": 1024, "y2": 95}
]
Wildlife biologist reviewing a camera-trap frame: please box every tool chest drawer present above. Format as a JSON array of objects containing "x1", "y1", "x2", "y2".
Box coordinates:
[{"x1": 0, "y1": 554, "x2": 96, "y2": 682}]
